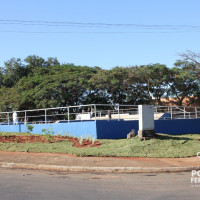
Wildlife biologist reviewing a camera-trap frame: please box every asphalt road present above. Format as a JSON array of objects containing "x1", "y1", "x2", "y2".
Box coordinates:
[{"x1": 0, "y1": 168, "x2": 199, "y2": 200}]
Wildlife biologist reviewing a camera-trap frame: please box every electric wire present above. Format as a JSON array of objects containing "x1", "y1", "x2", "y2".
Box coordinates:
[{"x1": 0, "y1": 19, "x2": 200, "y2": 34}]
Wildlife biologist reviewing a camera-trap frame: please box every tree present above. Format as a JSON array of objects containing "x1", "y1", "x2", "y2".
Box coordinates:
[
  {"x1": 179, "y1": 50, "x2": 200, "y2": 69},
  {"x1": 125, "y1": 66, "x2": 152, "y2": 105},
  {"x1": 168, "y1": 62, "x2": 199, "y2": 106},
  {"x1": 88, "y1": 68, "x2": 113, "y2": 104},
  {"x1": 0, "y1": 68, "x2": 4, "y2": 87},
  {"x1": 24, "y1": 55, "x2": 60, "y2": 75},
  {"x1": 179, "y1": 51, "x2": 200, "y2": 91},
  {"x1": 1, "y1": 54, "x2": 199, "y2": 112},
  {"x1": 128, "y1": 64, "x2": 170, "y2": 105},
  {"x1": 145, "y1": 64, "x2": 170, "y2": 105},
  {"x1": 46, "y1": 57, "x2": 60, "y2": 67},
  {"x1": 2, "y1": 58, "x2": 27, "y2": 87},
  {"x1": 83, "y1": 67, "x2": 110, "y2": 104},
  {"x1": 107, "y1": 67, "x2": 130, "y2": 104},
  {"x1": 89, "y1": 67, "x2": 131, "y2": 104}
]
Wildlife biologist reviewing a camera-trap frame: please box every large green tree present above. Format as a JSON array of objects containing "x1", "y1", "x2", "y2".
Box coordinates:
[
  {"x1": 2, "y1": 58, "x2": 27, "y2": 87},
  {"x1": 128, "y1": 64, "x2": 170, "y2": 105},
  {"x1": 0, "y1": 64, "x2": 97, "y2": 111},
  {"x1": 0, "y1": 54, "x2": 199, "y2": 112},
  {"x1": 168, "y1": 61, "x2": 199, "y2": 106}
]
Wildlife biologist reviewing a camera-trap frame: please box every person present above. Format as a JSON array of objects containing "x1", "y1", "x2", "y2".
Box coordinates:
[
  {"x1": 24, "y1": 117, "x2": 28, "y2": 125},
  {"x1": 13, "y1": 111, "x2": 18, "y2": 125},
  {"x1": 108, "y1": 110, "x2": 112, "y2": 120}
]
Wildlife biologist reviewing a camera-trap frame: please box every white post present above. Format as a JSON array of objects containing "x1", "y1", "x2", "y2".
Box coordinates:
[
  {"x1": 138, "y1": 105, "x2": 155, "y2": 139},
  {"x1": 184, "y1": 107, "x2": 186, "y2": 119},
  {"x1": 8, "y1": 113, "x2": 9, "y2": 125},
  {"x1": 94, "y1": 104, "x2": 96, "y2": 121},
  {"x1": 195, "y1": 107, "x2": 197, "y2": 119},
  {"x1": 25, "y1": 111, "x2": 27, "y2": 123},
  {"x1": 170, "y1": 107, "x2": 173, "y2": 119},
  {"x1": 68, "y1": 107, "x2": 70, "y2": 123}
]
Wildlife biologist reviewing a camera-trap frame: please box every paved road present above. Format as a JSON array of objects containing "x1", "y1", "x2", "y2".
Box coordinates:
[{"x1": 0, "y1": 169, "x2": 199, "y2": 200}]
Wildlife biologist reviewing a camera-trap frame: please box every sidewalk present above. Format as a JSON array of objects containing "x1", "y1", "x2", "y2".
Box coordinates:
[{"x1": 0, "y1": 151, "x2": 200, "y2": 173}]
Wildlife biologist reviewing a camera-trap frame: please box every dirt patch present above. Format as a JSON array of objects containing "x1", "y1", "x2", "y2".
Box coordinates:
[{"x1": 0, "y1": 135, "x2": 101, "y2": 148}]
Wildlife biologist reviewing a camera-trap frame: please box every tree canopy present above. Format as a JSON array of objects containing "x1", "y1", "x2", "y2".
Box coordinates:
[{"x1": 0, "y1": 54, "x2": 199, "y2": 112}]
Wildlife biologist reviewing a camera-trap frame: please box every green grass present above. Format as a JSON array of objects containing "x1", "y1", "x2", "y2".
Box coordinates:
[{"x1": 0, "y1": 132, "x2": 200, "y2": 158}]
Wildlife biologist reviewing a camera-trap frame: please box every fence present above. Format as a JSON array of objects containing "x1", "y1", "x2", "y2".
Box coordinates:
[
  {"x1": 154, "y1": 106, "x2": 200, "y2": 120},
  {"x1": 0, "y1": 104, "x2": 200, "y2": 125}
]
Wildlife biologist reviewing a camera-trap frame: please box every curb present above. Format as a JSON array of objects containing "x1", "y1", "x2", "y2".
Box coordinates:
[{"x1": 1, "y1": 162, "x2": 200, "y2": 173}]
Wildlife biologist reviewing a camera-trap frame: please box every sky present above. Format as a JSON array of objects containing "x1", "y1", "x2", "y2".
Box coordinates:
[{"x1": 0, "y1": 0, "x2": 200, "y2": 69}]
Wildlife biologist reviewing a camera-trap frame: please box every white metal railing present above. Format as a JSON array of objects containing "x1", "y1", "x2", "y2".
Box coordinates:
[
  {"x1": 154, "y1": 106, "x2": 200, "y2": 120},
  {"x1": 0, "y1": 104, "x2": 199, "y2": 125},
  {"x1": 0, "y1": 104, "x2": 139, "y2": 125}
]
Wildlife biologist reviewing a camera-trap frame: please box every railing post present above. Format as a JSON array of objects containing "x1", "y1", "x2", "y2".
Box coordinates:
[
  {"x1": 195, "y1": 107, "x2": 197, "y2": 119},
  {"x1": 68, "y1": 107, "x2": 70, "y2": 123},
  {"x1": 94, "y1": 104, "x2": 96, "y2": 121},
  {"x1": 90, "y1": 106, "x2": 92, "y2": 118},
  {"x1": 8, "y1": 112, "x2": 9, "y2": 125},
  {"x1": 45, "y1": 109, "x2": 47, "y2": 124},
  {"x1": 25, "y1": 111, "x2": 27, "y2": 124},
  {"x1": 170, "y1": 107, "x2": 173, "y2": 119},
  {"x1": 184, "y1": 107, "x2": 186, "y2": 119}
]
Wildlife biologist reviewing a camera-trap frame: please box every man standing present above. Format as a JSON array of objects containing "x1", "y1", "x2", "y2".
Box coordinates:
[{"x1": 13, "y1": 111, "x2": 18, "y2": 125}]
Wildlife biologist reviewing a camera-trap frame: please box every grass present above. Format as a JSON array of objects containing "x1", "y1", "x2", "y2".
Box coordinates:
[{"x1": 0, "y1": 132, "x2": 200, "y2": 158}]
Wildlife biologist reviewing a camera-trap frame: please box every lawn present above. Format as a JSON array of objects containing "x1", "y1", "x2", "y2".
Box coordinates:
[{"x1": 0, "y1": 132, "x2": 199, "y2": 158}]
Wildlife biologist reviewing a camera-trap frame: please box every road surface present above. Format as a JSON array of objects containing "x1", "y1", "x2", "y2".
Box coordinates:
[{"x1": 0, "y1": 168, "x2": 199, "y2": 200}]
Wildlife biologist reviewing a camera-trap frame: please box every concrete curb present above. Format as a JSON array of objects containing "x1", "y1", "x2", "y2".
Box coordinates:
[{"x1": 1, "y1": 162, "x2": 200, "y2": 173}]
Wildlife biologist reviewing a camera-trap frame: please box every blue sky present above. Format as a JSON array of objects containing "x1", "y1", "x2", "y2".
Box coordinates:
[{"x1": 0, "y1": 0, "x2": 200, "y2": 69}]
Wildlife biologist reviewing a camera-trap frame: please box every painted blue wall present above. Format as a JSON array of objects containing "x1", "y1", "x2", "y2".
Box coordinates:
[
  {"x1": 0, "y1": 119, "x2": 200, "y2": 139},
  {"x1": 0, "y1": 125, "x2": 19, "y2": 133},
  {"x1": 96, "y1": 119, "x2": 200, "y2": 139},
  {"x1": 96, "y1": 120, "x2": 139, "y2": 139},
  {"x1": 155, "y1": 119, "x2": 200, "y2": 135},
  {"x1": 0, "y1": 121, "x2": 97, "y2": 139}
]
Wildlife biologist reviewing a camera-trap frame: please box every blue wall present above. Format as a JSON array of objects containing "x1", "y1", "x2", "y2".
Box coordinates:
[
  {"x1": 0, "y1": 119, "x2": 200, "y2": 139},
  {"x1": 155, "y1": 119, "x2": 200, "y2": 135},
  {"x1": 96, "y1": 119, "x2": 200, "y2": 139},
  {"x1": 0, "y1": 125, "x2": 20, "y2": 133},
  {"x1": 0, "y1": 121, "x2": 97, "y2": 139},
  {"x1": 96, "y1": 120, "x2": 138, "y2": 139}
]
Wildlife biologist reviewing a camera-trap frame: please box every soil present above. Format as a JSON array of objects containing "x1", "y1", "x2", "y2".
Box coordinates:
[{"x1": 0, "y1": 135, "x2": 101, "y2": 148}]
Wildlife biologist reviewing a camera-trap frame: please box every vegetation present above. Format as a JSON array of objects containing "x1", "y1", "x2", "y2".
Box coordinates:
[
  {"x1": 26, "y1": 124, "x2": 34, "y2": 134},
  {"x1": 41, "y1": 127, "x2": 54, "y2": 143},
  {"x1": 0, "y1": 52, "x2": 199, "y2": 113},
  {"x1": 0, "y1": 132, "x2": 199, "y2": 158}
]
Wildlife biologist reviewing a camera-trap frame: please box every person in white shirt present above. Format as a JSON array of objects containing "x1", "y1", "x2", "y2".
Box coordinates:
[{"x1": 13, "y1": 111, "x2": 18, "y2": 125}]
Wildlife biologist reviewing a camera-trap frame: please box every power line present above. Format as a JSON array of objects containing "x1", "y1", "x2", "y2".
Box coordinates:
[
  {"x1": 0, "y1": 19, "x2": 200, "y2": 29},
  {"x1": 0, "y1": 19, "x2": 200, "y2": 34}
]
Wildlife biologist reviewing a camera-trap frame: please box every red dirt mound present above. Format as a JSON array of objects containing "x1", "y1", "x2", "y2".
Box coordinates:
[{"x1": 0, "y1": 135, "x2": 101, "y2": 148}]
